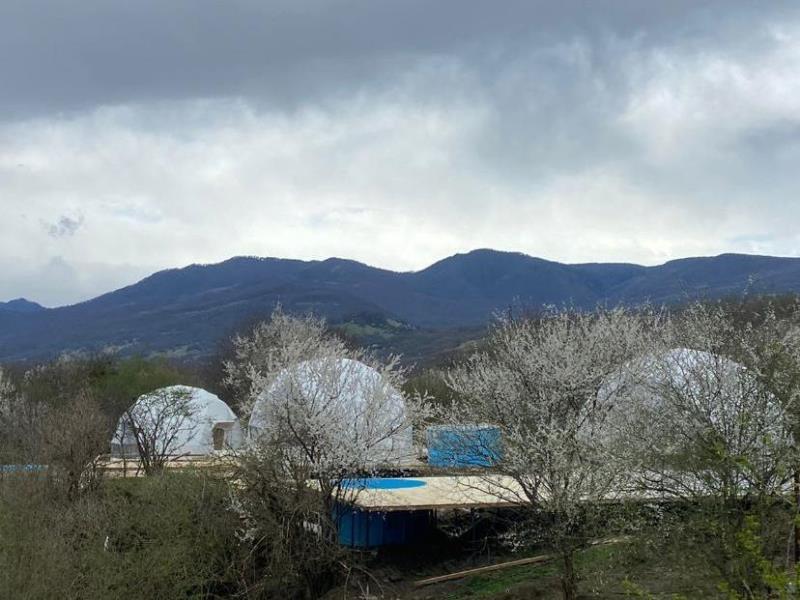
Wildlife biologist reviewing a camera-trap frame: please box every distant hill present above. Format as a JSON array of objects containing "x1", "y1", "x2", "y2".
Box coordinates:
[
  {"x1": 1, "y1": 250, "x2": 800, "y2": 363},
  {"x1": 0, "y1": 298, "x2": 45, "y2": 314}
]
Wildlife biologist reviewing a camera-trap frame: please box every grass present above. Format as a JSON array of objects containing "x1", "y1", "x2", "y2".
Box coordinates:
[
  {"x1": 432, "y1": 545, "x2": 605, "y2": 600},
  {"x1": 439, "y1": 558, "x2": 560, "y2": 599},
  {"x1": 404, "y1": 542, "x2": 721, "y2": 600}
]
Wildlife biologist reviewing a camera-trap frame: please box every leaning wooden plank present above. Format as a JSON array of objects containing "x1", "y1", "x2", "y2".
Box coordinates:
[
  {"x1": 412, "y1": 538, "x2": 627, "y2": 588},
  {"x1": 413, "y1": 553, "x2": 554, "y2": 587}
]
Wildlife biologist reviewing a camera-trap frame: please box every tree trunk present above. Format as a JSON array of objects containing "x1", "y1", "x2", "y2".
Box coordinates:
[
  {"x1": 794, "y1": 469, "x2": 800, "y2": 565},
  {"x1": 560, "y1": 551, "x2": 578, "y2": 600}
]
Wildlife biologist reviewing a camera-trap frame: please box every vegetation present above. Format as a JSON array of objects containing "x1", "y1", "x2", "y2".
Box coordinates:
[
  {"x1": 4, "y1": 298, "x2": 800, "y2": 598},
  {"x1": 0, "y1": 472, "x2": 241, "y2": 600}
]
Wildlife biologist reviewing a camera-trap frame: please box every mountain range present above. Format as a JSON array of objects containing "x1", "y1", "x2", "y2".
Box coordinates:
[{"x1": 2, "y1": 249, "x2": 800, "y2": 364}]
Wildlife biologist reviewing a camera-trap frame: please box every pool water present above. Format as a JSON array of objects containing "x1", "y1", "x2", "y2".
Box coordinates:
[
  {"x1": 341, "y1": 477, "x2": 427, "y2": 490},
  {"x1": 0, "y1": 464, "x2": 46, "y2": 473}
]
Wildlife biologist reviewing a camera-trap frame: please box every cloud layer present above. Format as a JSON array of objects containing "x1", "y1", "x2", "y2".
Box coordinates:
[{"x1": 2, "y1": 1, "x2": 800, "y2": 306}]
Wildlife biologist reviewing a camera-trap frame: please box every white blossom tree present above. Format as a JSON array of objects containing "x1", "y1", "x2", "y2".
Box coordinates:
[
  {"x1": 224, "y1": 308, "x2": 429, "y2": 595},
  {"x1": 224, "y1": 307, "x2": 337, "y2": 418},
  {"x1": 0, "y1": 367, "x2": 47, "y2": 464},
  {"x1": 114, "y1": 386, "x2": 198, "y2": 475},
  {"x1": 610, "y1": 303, "x2": 796, "y2": 499},
  {"x1": 0, "y1": 367, "x2": 20, "y2": 463},
  {"x1": 443, "y1": 307, "x2": 656, "y2": 600},
  {"x1": 609, "y1": 302, "x2": 798, "y2": 595},
  {"x1": 249, "y1": 355, "x2": 416, "y2": 475},
  {"x1": 224, "y1": 307, "x2": 426, "y2": 480},
  {"x1": 742, "y1": 302, "x2": 800, "y2": 564}
]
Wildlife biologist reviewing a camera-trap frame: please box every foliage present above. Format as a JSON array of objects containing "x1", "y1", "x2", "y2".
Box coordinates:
[
  {"x1": 230, "y1": 445, "x2": 355, "y2": 599},
  {"x1": 404, "y1": 368, "x2": 458, "y2": 408},
  {"x1": 442, "y1": 306, "x2": 659, "y2": 599},
  {"x1": 611, "y1": 301, "x2": 800, "y2": 597},
  {"x1": 224, "y1": 308, "x2": 432, "y2": 597},
  {"x1": 226, "y1": 306, "x2": 429, "y2": 473},
  {"x1": 89, "y1": 356, "x2": 198, "y2": 422},
  {"x1": 715, "y1": 514, "x2": 800, "y2": 600},
  {"x1": 0, "y1": 358, "x2": 114, "y2": 472},
  {"x1": 113, "y1": 386, "x2": 198, "y2": 474},
  {"x1": 0, "y1": 472, "x2": 242, "y2": 600},
  {"x1": 40, "y1": 390, "x2": 109, "y2": 497}
]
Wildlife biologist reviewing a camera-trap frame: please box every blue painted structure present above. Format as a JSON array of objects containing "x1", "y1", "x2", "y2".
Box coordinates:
[
  {"x1": 335, "y1": 478, "x2": 433, "y2": 547},
  {"x1": 0, "y1": 464, "x2": 47, "y2": 474},
  {"x1": 335, "y1": 505, "x2": 433, "y2": 547},
  {"x1": 426, "y1": 425, "x2": 502, "y2": 468}
]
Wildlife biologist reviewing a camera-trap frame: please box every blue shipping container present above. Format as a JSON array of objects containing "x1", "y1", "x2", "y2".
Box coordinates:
[{"x1": 335, "y1": 505, "x2": 433, "y2": 547}]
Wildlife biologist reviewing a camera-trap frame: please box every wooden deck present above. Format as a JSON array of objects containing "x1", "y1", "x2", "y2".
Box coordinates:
[
  {"x1": 98, "y1": 455, "x2": 527, "y2": 512},
  {"x1": 98, "y1": 453, "x2": 237, "y2": 477},
  {"x1": 346, "y1": 475, "x2": 526, "y2": 512}
]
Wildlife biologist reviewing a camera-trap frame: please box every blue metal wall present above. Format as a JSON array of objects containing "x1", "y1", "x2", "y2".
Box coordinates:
[
  {"x1": 335, "y1": 505, "x2": 433, "y2": 547},
  {"x1": 426, "y1": 425, "x2": 502, "y2": 468}
]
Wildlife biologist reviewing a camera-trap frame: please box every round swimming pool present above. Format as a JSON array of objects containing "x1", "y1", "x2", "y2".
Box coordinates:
[{"x1": 341, "y1": 477, "x2": 427, "y2": 490}]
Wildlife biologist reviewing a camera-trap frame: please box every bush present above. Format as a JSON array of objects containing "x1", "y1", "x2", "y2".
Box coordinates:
[{"x1": 0, "y1": 472, "x2": 242, "y2": 600}]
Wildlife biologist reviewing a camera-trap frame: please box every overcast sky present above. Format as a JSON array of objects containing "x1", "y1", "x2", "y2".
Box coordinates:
[{"x1": 2, "y1": 1, "x2": 800, "y2": 306}]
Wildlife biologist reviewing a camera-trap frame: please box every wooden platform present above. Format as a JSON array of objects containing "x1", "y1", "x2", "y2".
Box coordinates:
[
  {"x1": 98, "y1": 453, "x2": 237, "y2": 477},
  {"x1": 347, "y1": 475, "x2": 526, "y2": 512},
  {"x1": 97, "y1": 456, "x2": 530, "y2": 513}
]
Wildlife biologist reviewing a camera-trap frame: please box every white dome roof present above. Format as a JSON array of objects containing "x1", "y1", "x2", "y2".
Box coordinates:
[
  {"x1": 599, "y1": 347, "x2": 784, "y2": 444},
  {"x1": 249, "y1": 358, "x2": 412, "y2": 466},
  {"x1": 112, "y1": 385, "x2": 243, "y2": 457},
  {"x1": 602, "y1": 348, "x2": 753, "y2": 408}
]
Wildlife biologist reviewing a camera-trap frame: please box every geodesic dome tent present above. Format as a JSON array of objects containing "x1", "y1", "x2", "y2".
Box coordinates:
[
  {"x1": 600, "y1": 348, "x2": 774, "y2": 416},
  {"x1": 249, "y1": 358, "x2": 413, "y2": 467},
  {"x1": 597, "y1": 347, "x2": 788, "y2": 465},
  {"x1": 111, "y1": 385, "x2": 243, "y2": 458}
]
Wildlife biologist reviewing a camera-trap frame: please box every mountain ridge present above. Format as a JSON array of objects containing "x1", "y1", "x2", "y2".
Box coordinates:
[
  {"x1": 2, "y1": 249, "x2": 799, "y2": 363},
  {"x1": 0, "y1": 298, "x2": 45, "y2": 313}
]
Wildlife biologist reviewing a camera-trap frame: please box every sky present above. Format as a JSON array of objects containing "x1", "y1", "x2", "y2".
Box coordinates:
[{"x1": 2, "y1": 1, "x2": 800, "y2": 307}]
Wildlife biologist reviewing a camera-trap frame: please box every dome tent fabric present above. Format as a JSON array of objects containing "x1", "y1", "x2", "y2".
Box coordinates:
[
  {"x1": 597, "y1": 347, "x2": 788, "y2": 474},
  {"x1": 111, "y1": 385, "x2": 243, "y2": 457},
  {"x1": 249, "y1": 358, "x2": 413, "y2": 467},
  {"x1": 599, "y1": 347, "x2": 780, "y2": 424}
]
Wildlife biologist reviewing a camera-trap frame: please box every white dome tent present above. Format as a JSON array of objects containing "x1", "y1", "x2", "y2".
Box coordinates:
[
  {"x1": 599, "y1": 347, "x2": 783, "y2": 431},
  {"x1": 597, "y1": 347, "x2": 790, "y2": 491},
  {"x1": 112, "y1": 385, "x2": 243, "y2": 458},
  {"x1": 249, "y1": 358, "x2": 413, "y2": 467}
]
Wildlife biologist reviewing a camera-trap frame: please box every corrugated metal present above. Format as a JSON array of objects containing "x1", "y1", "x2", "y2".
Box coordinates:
[{"x1": 335, "y1": 504, "x2": 433, "y2": 547}]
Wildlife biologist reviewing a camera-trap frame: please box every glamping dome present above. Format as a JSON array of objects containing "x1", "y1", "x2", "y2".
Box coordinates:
[
  {"x1": 601, "y1": 348, "x2": 761, "y2": 410},
  {"x1": 111, "y1": 385, "x2": 243, "y2": 457},
  {"x1": 598, "y1": 347, "x2": 785, "y2": 451},
  {"x1": 249, "y1": 358, "x2": 413, "y2": 466}
]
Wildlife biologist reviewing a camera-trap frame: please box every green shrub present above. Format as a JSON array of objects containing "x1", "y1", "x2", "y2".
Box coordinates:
[{"x1": 0, "y1": 472, "x2": 242, "y2": 600}]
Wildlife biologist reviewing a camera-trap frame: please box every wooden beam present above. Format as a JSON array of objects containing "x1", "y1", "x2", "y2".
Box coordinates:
[
  {"x1": 413, "y1": 553, "x2": 554, "y2": 587},
  {"x1": 412, "y1": 537, "x2": 627, "y2": 588}
]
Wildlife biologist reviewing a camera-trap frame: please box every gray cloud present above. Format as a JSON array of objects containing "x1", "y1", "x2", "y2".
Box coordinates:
[
  {"x1": 1, "y1": 1, "x2": 795, "y2": 119},
  {"x1": 0, "y1": 256, "x2": 154, "y2": 307},
  {"x1": 44, "y1": 214, "x2": 84, "y2": 238},
  {"x1": 1, "y1": 1, "x2": 800, "y2": 305}
]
